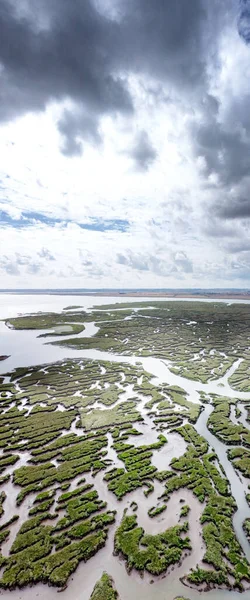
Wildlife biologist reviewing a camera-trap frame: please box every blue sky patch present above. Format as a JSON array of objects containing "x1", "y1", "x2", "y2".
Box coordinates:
[
  {"x1": 0, "y1": 210, "x2": 130, "y2": 232},
  {"x1": 79, "y1": 219, "x2": 129, "y2": 232}
]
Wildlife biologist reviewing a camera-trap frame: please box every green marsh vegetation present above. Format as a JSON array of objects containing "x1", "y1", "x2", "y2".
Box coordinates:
[
  {"x1": 81, "y1": 400, "x2": 143, "y2": 431},
  {"x1": 207, "y1": 395, "x2": 250, "y2": 446},
  {"x1": 0, "y1": 343, "x2": 212, "y2": 589},
  {"x1": 38, "y1": 300, "x2": 250, "y2": 383},
  {"x1": 13, "y1": 433, "x2": 109, "y2": 504},
  {"x1": 0, "y1": 528, "x2": 108, "y2": 588},
  {"x1": 114, "y1": 511, "x2": 190, "y2": 574},
  {"x1": 6, "y1": 311, "x2": 86, "y2": 333},
  {"x1": 229, "y1": 357, "x2": 250, "y2": 392},
  {"x1": 243, "y1": 519, "x2": 250, "y2": 542},
  {"x1": 143, "y1": 380, "x2": 201, "y2": 428},
  {"x1": 89, "y1": 572, "x2": 119, "y2": 600},
  {"x1": 2, "y1": 301, "x2": 250, "y2": 591},
  {"x1": 228, "y1": 446, "x2": 250, "y2": 479},
  {"x1": 0, "y1": 355, "x2": 157, "y2": 589},
  {"x1": 6, "y1": 358, "x2": 142, "y2": 414},
  {"x1": 0, "y1": 491, "x2": 6, "y2": 517},
  {"x1": 180, "y1": 505, "x2": 190, "y2": 518},
  {"x1": 6, "y1": 300, "x2": 250, "y2": 386},
  {"x1": 38, "y1": 323, "x2": 85, "y2": 338},
  {"x1": 63, "y1": 305, "x2": 83, "y2": 310},
  {"x1": 148, "y1": 504, "x2": 167, "y2": 518},
  {"x1": 0, "y1": 481, "x2": 116, "y2": 589},
  {"x1": 161, "y1": 424, "x2": 250, "y2": 588},
  {"x1": 6, "y1": 307, "x2": 135, "y2": 332},
  {"x1": 104, "y1": 432, "x2": 167, "y2": 499}
]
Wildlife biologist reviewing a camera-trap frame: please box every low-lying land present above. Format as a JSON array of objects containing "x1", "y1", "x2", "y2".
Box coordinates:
[
  {"x1": 1, "y1": 299, "x2": 250, "y2": 596},
  {"x1": 7, "y1": 300, "x2": 250, "y2": 383}
]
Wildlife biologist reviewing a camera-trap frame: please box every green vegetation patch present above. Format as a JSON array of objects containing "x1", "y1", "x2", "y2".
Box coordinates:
[
  {"x1": 148, "y1": 504, "x2": 167, "y2": 518},
  {"x1": 208, "y1": 396, "x2": 250, "y2": 446},
  {"x1": 180, "y1": 505, "x2": 190, "y2": 518},
  {"x1": 6, "y1": 311, "x2": 88, "y2": 331},
  {"x1": 243, "y1": 518, "x2": 250, "y2": 542},
  {"x1": 104, "y1": 434, "x2": 167, "y2": 499},
  {"x1": 157, "y1": 425, "x2": 250, "y2": 589},
  {"x1": 0, "y1": 480, "x2": 115, "y2": 589},
  {"x1": 81, "y1": 400, "x2": 142, "y2": 431},
  {"x1": 188, "y1": 494, "x2": 250, "y2": 589},
  {"x1": 164, "y1": 426, "x2": 229, "y2": 502},
  {"x1": 229, "y1": 359, "x2": 250, "y2": 392},
  {"x1": 14, "y1": 434, "x2": 109, "y2": 504},
  {"x1": 3, "y1": 301, "x2": 250, "y2": 593},
  {"x1": 89, "y1": 572, "x2": 119, "y2": 600},
  {"x1": 228, "y1": 447, "x2": 250, "y2": 478},
  {"x1": 114, "y1": 512, "x2": 190, "y2": 574},
  {"x1": 48, "y1": 300, "x2": 250, "y2": 383},
  {"x1": 38, "y1": 324, "x2": 85, "y2": 338}
]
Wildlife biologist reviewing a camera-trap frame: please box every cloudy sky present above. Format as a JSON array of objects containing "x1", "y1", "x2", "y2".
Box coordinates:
[{"x1": 1, "y1": 0, "x2": 250, "y2": 289}]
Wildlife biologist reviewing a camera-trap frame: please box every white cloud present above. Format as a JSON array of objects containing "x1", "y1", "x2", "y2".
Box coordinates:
[{"x1": 1, "y1": 2, "x2": 250, "y2": 288}]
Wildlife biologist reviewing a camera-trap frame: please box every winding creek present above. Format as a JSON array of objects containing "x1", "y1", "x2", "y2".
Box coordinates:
[{"x1": 1, "y1": 294, "x2": 250, "y2": 600}]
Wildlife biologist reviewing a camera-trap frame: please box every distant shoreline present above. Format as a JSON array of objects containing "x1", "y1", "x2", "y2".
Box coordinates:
[
  {"x1": 1, "y1": 290, "x2": 250, "y2": 300},
  {"x1": 84, "y1": 291, "x2": 250, "y2": 299},
  {"x1": 57, "y1": 291, "x2": 250, "y2": 299}
]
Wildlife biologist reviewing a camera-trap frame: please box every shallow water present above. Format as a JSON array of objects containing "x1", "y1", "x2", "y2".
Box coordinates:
[
  {"x1": 1, "y1": 294, "x2": 250, "y2": 600},
  {"x1": 151, "y1": 431, "x2": 187, "y2": 471}
]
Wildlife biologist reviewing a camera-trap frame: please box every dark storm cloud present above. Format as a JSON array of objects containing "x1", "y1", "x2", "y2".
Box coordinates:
[
  {"x1": 0, "y1": 0, "x2": 225, "y2": 156},
  {"x1": 189, "y1": 85, "x2": 250, "y2": 190},
  {"x1": 120, "y1": 0, "x2": 209, "y2": 90},
  {"x1": 193, "y1": 98, "x2": 250, "y2": 223},
  {"x1": 129, "y1": 131, "x2": 157, "y2": 171},
  {"x1": 58, "y1": 108, "x2": 102, "y2": 156},
  {"x1": 238, "y1": 0, "x2": 250, "y2": 42},
  {"x1": 188, "y1": 2, "x2": 250, "y2": 227},
  {"x1": 216, "y1": 198, "x2": 250, "y2": 220},
  {"x1": 0, "y1": 0, "x2": 133, "y2": 152},
  {"x1": 191, "y1": 115, "x2": 250, "y2": 187}
]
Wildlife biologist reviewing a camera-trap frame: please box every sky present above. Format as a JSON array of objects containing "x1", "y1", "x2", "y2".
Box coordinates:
[{"x1": 1, "y1": 0, "x2": 250, "y2": 289}]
